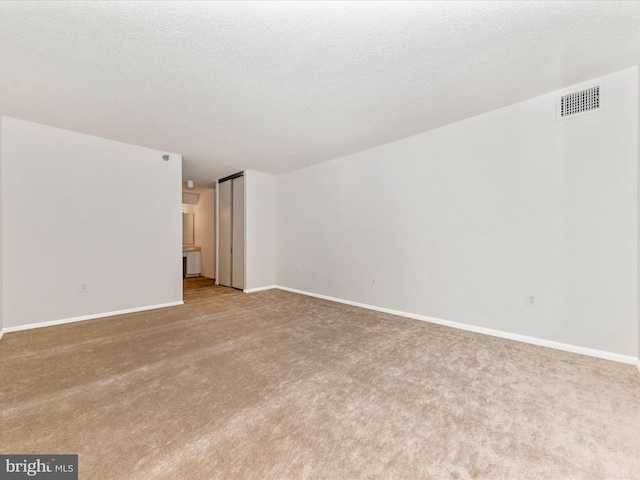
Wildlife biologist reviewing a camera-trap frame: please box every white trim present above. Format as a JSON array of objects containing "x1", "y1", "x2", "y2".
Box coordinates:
[
  {"x1": 276, "y1": 286, "x2": 638, "y2": 366},
  {"x1": 1, "y1": 301, "x2": 184, "y2": 334},
  {"x1": 244, "y1": 285, "x2": 277, "y2": 294},
  {"x1": 215, "y1": 180, "x2": 219, "y2": 285},
  {"x1": 0, "y1": 329, "x2": 4, "y2": 340}
]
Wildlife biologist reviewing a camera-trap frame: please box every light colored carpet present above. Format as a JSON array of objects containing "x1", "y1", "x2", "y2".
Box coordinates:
[{"x1": 1, "y1": 277, "x2": 639, "y2": 479}]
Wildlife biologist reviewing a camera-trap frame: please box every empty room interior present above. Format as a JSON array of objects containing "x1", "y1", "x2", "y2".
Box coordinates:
[{"x1": 2, "y1": 2, "x2": 640, "y2": 479}]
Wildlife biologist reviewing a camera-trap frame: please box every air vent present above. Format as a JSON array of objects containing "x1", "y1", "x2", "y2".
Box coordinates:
[{"x1": 557, "y1": 85, "x2": 604, "y2": 121}]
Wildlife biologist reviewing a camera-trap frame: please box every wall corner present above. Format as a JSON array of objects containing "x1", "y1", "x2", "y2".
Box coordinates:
[{"x1": 244, "y1": 170, "x2": 276, "y2": 290}]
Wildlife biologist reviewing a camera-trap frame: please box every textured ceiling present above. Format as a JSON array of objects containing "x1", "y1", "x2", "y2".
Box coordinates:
[{"x1": 1, "y1": 1, "x2": 640, "y2": 189}]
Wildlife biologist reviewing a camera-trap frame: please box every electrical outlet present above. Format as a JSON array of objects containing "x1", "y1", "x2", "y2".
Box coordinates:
[
  {"x1": 80, "y1": 283, "x2": 88, "y2": 294},
  {"x1": 526, "y1": 292, "x2": 538, "y2": 307}
]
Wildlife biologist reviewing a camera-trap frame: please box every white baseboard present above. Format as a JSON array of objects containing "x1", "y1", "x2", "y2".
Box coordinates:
[
  {"x1": 244, "y1": 285, "x2": 277, "y2": 293},
  {"x1": 3, "y1": 287, "x2": 639, "y2": 371},
  {"x1": 276, "y1": 286, "x2": 639, "y2": 366},
  {"x1": 1, "y1": 301, "x2": 184, "y2": 335}
]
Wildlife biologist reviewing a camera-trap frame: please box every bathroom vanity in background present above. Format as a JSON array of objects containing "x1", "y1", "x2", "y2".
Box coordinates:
[
  {"x1": 183, "y1": 246, "x2": 201, "y2": 277},
  {"x1": 182, "y1": 211, "x2": 201, "y2": 277}
]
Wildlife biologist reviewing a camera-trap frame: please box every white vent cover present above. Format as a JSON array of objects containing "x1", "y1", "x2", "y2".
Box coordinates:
[{"x1": 557, "y1": 85, "x2": 604, "y2": 121}]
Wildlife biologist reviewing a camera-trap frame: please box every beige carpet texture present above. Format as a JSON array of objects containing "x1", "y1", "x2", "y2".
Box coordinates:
[{"x1": 1, "y1": 277, "x2": 640, "y2": 479}]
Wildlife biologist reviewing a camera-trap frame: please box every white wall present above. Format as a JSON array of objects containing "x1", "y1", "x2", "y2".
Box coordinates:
[
  {"x1": 245, "y1": 170, "x2": 276, "y2": 290},
  {"x1": 0, "y1": 117, "x2": 3, "y2": 336},
  {"x1": 182, "y1": 192, "x2": 199, "y2": 205},
  {"x1": 276, "y1": 67, "x2": 639, "y2": 357},
  {"x1": 195, "y1": 189, "x2": 216, "y2": 278},
  {"x1": 2, "y1": 117, "x2": 183, "y2": 329}
]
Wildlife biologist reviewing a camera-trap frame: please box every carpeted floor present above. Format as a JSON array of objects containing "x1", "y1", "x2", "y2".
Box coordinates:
[{"x1": 1, "y1": 277, "x2": 640, "y2": 479}]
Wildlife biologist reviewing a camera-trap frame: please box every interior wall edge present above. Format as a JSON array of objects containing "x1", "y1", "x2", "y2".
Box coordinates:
[
  {"x1": 276, "y1": 286, "x2": 639, "y2": 367},
  {"x1": 0, "y1": 115, "x2": 4, "y2": 335}
]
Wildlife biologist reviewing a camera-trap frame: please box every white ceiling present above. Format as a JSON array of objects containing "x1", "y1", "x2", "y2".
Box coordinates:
[{"x1": 1, "y1": 1, "x2": 640, "y2": 189}]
